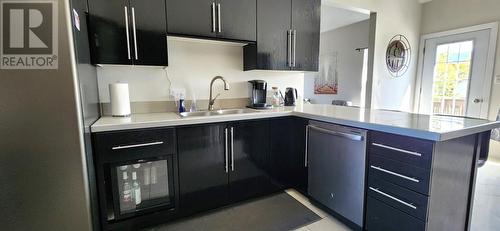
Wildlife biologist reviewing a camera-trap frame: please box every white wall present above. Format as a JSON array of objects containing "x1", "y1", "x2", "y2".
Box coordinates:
[
  {"x1": 324, "y1": 0, "x2": 422, "y2": 111},
  {"x1": 420, "y1": 0, "x2": 500, "y2": 161},
  {"x1": 97, "y1": 38, "x2": 304, "y2": 103},
  {"x1": 304, "y1": 19, "x2": 369, "y2": 105}
]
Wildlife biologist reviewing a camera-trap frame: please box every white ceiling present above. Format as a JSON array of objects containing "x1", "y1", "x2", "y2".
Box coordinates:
[{"x1": 321, "y1": 5, "x2": 370, "y2": 33}]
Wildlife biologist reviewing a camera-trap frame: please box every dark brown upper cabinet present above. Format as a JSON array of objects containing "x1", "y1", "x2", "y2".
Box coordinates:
[
  {"x1": 166, "y1": 0, "x2": 256, "y2": 42},
  {"x1": 244, "y1": 0, "x2": 320, "y2": 71},
  {"x1": 88, "y1": 0, "x2": 168, "y2": 66}
]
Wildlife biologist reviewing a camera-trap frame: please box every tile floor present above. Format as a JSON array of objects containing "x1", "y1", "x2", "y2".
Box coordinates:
[
  {"x1": 145, "y1": 162, "x2": 500, "y2": 231},
  {"x1": 286, "y1": 189, "x2": 352, "y2": 231},
  {"x1": 470, "y1": 161, "x2": 500, "y2": 231}
]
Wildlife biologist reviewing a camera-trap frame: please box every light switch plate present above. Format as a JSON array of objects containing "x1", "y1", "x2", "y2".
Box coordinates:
[{"x1": 495, "y1": 74, "x2": 500, "y2": 84}]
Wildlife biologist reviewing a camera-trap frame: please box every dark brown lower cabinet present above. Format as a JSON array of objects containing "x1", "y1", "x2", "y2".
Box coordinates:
[
  {"x1": 177, "y1": 120, "x2": 276, "y2": 216},
  {"x1": 269, "y1": 117, "x2": 308, "y2": 192}
]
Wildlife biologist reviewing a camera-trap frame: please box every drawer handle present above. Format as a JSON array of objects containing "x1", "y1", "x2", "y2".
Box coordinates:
[
  {"x1": 372, "y1": 143, "x2": 422, "y2": 157},
  {"x1": 370, "y1": 165, "x2": 420, "y2": 183},
  {"x1": 369, "y1": 187, "x2": 417, "y2": 210},
  {"x1": 112, "y1": 141, "x2": 164, "y2": 150}
]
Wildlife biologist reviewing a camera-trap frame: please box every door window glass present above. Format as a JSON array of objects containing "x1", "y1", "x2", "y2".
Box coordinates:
[{"x1": 431, "y1": 41, "x2": 473, "y2": 116}]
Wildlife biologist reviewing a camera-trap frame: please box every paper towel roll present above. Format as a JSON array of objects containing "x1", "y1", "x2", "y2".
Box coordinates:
[{"x1": 109, "y1": 83, "x2": 131, "y2": 117}]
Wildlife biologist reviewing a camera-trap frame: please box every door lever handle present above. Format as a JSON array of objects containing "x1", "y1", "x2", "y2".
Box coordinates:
[{"x1": 473, "y1": 98, "x2": 484, "y2": 103}]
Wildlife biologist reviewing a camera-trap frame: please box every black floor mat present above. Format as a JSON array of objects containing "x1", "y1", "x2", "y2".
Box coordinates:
[{"x1": 145, "y1": 192, "x2": 321, "y2": 231}]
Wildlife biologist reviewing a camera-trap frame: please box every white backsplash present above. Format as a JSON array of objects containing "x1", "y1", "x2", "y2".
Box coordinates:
[{"x1": 97, "y1": 37, "x2": 305, "y2": 103}]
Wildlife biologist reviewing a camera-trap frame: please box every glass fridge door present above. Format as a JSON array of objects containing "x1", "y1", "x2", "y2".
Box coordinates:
[{"x1": 113, "y1": 157, "x2": 174, "y2": 217}]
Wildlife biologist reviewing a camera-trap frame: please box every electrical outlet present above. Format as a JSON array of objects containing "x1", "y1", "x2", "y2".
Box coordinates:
[{"x1": 170, "y1": 87, "x2": 186, "y2": 100}]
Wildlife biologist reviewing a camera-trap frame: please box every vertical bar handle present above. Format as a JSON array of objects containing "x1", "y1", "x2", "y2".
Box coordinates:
[
  {"x1": 224, "y1": 128, "x2": 229, "y2": 173},
  {"x1": 131, "y1": 7, "x2": 138, "y2": 60},
  {"x1": 217, "y1": 3, "x2": 221, "y2": 33},
  {"x1": 287, "y1": 30, "x2": 292, "y2": 67},
  {"x1": 211, "y1": 2, "x2": 216, "y2": 32},
  {"x1": 305, "y1": 124, "x2": 309, "y2": 167},
  {"x1": 124, "y1": 6, "x2": 131, "y2": 60},
  {"x1": 231, "y1": 127, "x2": 234, "y2": 171},
  {"x1": 292, "y1": 30, "x2": 297, "y2": 67}
]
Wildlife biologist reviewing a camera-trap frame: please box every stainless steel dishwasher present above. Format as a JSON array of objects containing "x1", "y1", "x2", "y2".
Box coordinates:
[{"x1": 307, "y1": 121, "x2": 367, "y2": 227}]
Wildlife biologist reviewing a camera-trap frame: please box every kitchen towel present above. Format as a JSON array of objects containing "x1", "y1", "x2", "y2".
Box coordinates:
[{"x1": 109, "y1": 83, "x2": 131, "y2": 117}]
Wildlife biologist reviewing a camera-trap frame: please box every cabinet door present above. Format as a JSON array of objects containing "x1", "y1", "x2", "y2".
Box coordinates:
[
  {"x1": 216, "y1": 0, "x2": 256, "y2": 41},
  {"x1": 177, "y1": 124, "x2": 228, "y2": 215},
  {"x1": 166, "y1": 0, "x2": 217, "y2": 38},
  {"x1": 253, "y1": 0, "x2": 291, "y2": 70},
  {"x1": 129, "y1": 0, "x2": 168, "y2": 66},
  {"x1": 88, "y1": 0, "x2": 132, "y2": 65},
  {"x1": 229, "y1": 120, "x2": 274, "y2": 202},
  {"x1": 291, "y1": 0, "x2": 320, "y2": 71},
  {"x1": 269, "y1": 117, "x2": 308, "y2": 192}
]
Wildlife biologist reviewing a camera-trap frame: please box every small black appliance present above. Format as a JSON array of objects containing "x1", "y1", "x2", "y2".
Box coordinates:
[
  {"x1": 284, "y1": 87, "x2": 298, "y2": 106},
  {"x1": 247, "y1": 80, "x2": 273, "y2": 109}
]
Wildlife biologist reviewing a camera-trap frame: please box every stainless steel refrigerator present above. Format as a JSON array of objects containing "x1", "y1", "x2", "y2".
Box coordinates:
[{"x1": 0, "y1": 0, "x2": 99, "y2": 230}]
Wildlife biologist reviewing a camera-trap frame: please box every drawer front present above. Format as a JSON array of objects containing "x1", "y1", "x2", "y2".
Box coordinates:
[
  {"x1": 369, "y1": 155, "x2": 430, "y2": 195},
  {"x1": 368, "y1": 176, "x2": 428, "y2": 220},
  {"x1": 94, "y1": 128, "x2": 176, "y2": 163},
  {"x1": 370, "y1": 131, "x2": 433, "y2": 169},
  {"x1": 365, "y1": 196, "x2": 425, "y2": 231}
]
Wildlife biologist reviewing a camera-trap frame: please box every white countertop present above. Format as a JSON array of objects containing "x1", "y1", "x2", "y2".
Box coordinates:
[{"x1": 91, "y1": 104, "x2": 500, "y2": 141}]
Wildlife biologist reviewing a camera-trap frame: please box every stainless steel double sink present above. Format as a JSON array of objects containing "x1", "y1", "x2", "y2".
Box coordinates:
[{"x1": 179, "y1": 108, "x2": 261, "y2": 118}]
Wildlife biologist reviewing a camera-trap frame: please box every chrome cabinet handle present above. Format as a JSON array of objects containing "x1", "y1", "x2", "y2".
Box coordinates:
[
  {"x1": 372, "y1": 143, "x2": 422, "y2": 157},
  {"x1": 217, "y1": 3, "x2": 221, "y2": 33},
  {"x1": 225, "y1": 128, "x2": 229, "y2": 173},
  {"x1": 305, "y1": 125, "x2": 309, "y2": 167},
  {"x1": 369, "y1": 187, "x2": 417, "y2": 210},
  {"x1": 112, "y1": 141, "x2": 163, "y2": 150},
  {"x1": 287, "y1": 30, "x2": 292, "y2": 67},
  {"x1": 370, "y1": 165, "x2": 420, "y2": 183},
  {"x1": 307, "y1": 125, "x2": 364, "y2": 141},
  {"x1": 230, "y1": 127, "x2": 234, "y2": 171},
  {"x1": 131, "y1": 7, "x2": 138, "y2": 60},
  {"x1": 211, "y1": 2, "x2": 216, "y2": 32},
  {"x1": 124, "y1": 6, "x2": 131, "y2": 60},
  {"x1": 292, "y1": 30, "x2": 296, "y2": 67}
]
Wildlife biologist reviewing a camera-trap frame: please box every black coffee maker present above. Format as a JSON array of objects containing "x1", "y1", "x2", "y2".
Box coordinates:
[
  {"x1": 247, "y1": 80, "x2": 272, "y2": 109},
  {"x1": 284, "y1": 87, "x2": 298, "y2": 106}
]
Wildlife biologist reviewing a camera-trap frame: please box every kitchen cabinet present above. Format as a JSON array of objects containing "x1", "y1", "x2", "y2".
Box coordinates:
[
  {"x1": 269, "y1": 117, "x2": 308, "y2": 192},
  {"x1": 88, "y1": 0, "x2": 168, "y2": 66},
  {"x1": 290, "y1": 0, "x2": 320, "y2": 71},
  {"x1": 166, "y1": 0, "x2": 256, "y2": 41},
  {"x1": 230, "y1": 120, "x2": 275, "y2": 202},
  {"x1": 177, "y1": 123, "x2": 229, "y2": 215},
  {"x1": 177, "y1": 120, "x2": 273, "y2": 216},
  {"x1": 244, "y1": 0, "x2": 320, "y2": 71}
]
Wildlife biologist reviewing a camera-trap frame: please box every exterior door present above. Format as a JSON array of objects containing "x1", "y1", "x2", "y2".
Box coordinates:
[{"x1": 418, "y1": 29, "x2": 494, "y2": 118}]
